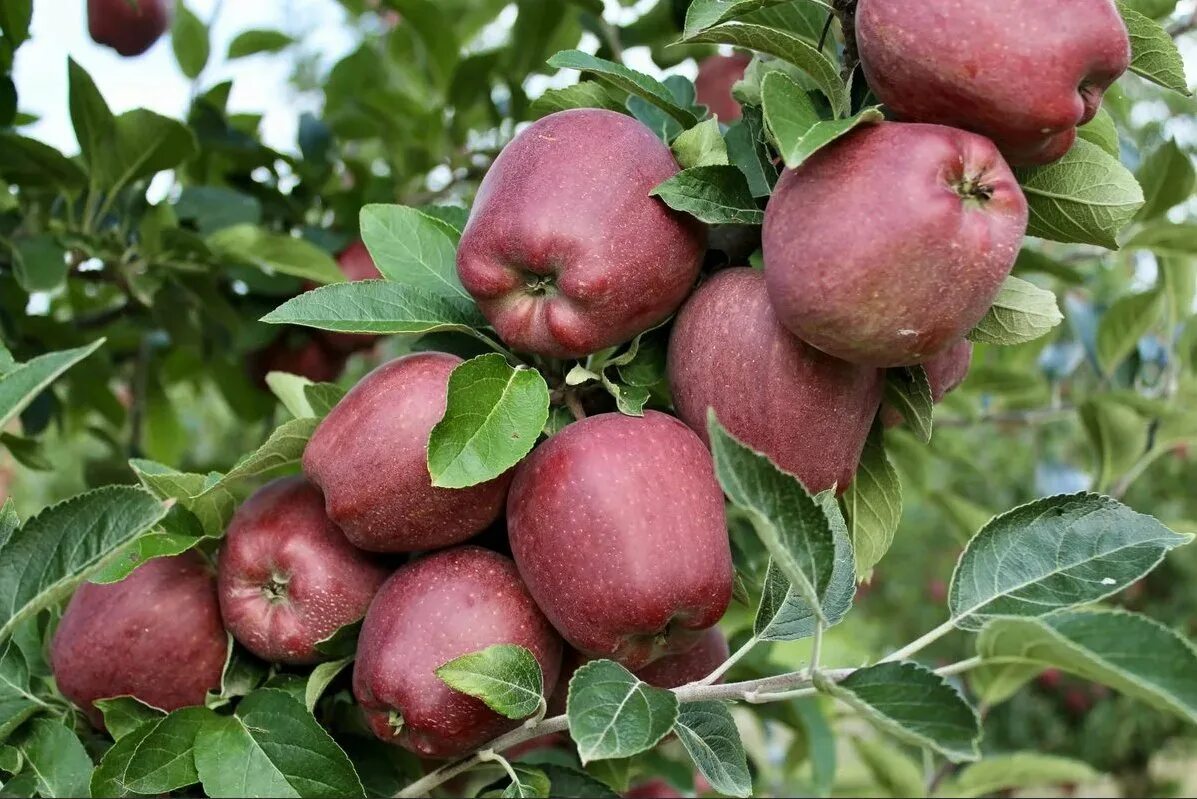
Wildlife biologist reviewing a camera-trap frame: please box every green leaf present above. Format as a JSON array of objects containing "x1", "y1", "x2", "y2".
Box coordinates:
[
  {"x1": 967, "y1": 275, "x2": 1064, "y2": 346},
  {"x1": 842, "y1": 423, "x2": 902, "y2": 581},
  {"x1": 427, "y1": 354, "x2": 550, "y2": 489},
  {"x1": 359, "y1": 204, "x2": 467, "y2": 298},
  {"x1": 0, "y1": 1, "x2": 32, "y2": 47},
  {"x1": 600, "y1": 375, "x2": 651, "y2": 417},
  {"x1": 1096, "y1": 289, "x2": 1164, "y2": 375},
  {"x1": 977, "y1": 609, "x2": 1197, "y2": 725},
  {"x1": 384, "y1": 0, "x2": 459, "y2": 88},
  {"x1": 883, "y1": 366, "x2": 933, "y2": 443},
  {"x1": 0, "y1": 636, "x2": 42, "y2": 746},
  {"x1": 1117, "y1": 1, "x2": 1192, "y2": 95},
  {"x1": 1015, "y1": 138, "x2": 1144, "y2": 249},
  {"x1": 753, "y1": 492, "x2": 855, "y2": 641},
  {"x1": 684, "y1": 23, "x2": 849, "y2": 117},
  {"x1": 1077, "y1": 107, "x2": 1119, "y2": 157},
  {"x1": 934, "y1": 753, "x2": 1102, "y2": 798},
  {"x1": 818, "y1": 661, "x2": 980, "y2": 762},
  {"x1": 566, "y1": 660, "x2": 679, "y2": 765},
  {"x1": 0, "y1": 743, "x2": 21, "y2": 774},
  {"x1": 102, "y1": 109, "x2": 199, "y2": 193},
  {"x1": 94, "y1": 697, "x2": 166, "y2": 741},
  {"x1": 436, "y1": 644, "x2": 545, "y2": 720},
  {"x1": 1135, "y1": 139, "x2": 1195, "y2": 220},
  {"x1": 267, "y1": 371, "x2": 318, "y2": 419},
  {"x1": 671, "y1": 119, "x2": 729, "y2": 169},
  {"x1": 16, "y1": 719, "x2": 93, "y2": 798},
  {"x1": 707, "y1": 411, "x2": 835, "y2": 622},
  {"x1": 852, "y1": 736, "x2": 926, "y2": 799},
  {"x1": 208, "y1": 225, "x2": 344, "y2": 285},
  {"x1": 530, "y1": 82, "x2": 624, "y2": 119},
  {"x1": 11, "y1": 234, "x2": 67, "y2": 293},
  {"x1": 91, "y1": 707, "x2": 215, "y2": 797},
  {"x1": 536, "y1": 765, "x2": 617, "y2": 797},
  {"x1": 547, "y1": 51, "x2": 699, "y2": 128},
  {"x1": 128, "y1": 460, "x2": 235, "y2": 539},
  {"x1": 67, "y1": 59, "x2": 115, "y2": 181},
  {"x1": 87, "y1": 520, "x2": 206, "y2": 586},
  {"x1": 261, "y1": 281, "x2": 488, "y2": 337},
  {"x1": 674, "y1": 702, "x2": 751, "y2": 798},
  {"x1": 1079, "y1": 397, "x2": 1151, "y2": 493},
  {"x1": 948, "y1": 493, "x2": 1190, "y2": 631},
  {"x1": 769, "y1": 92, "x2": 883, "y2": 169},
  {"x1": 650, "y1": 165, "x2": 764, "y2": 225},
  {"x1": 0, "y1": 133, "x2": 88, "y2": 192},
  {"x1": 227, "y1": 29, "x2": 294, "y2": 59},
  {"x1": 684, "y1": 0, "x2": 793, "y2": 34},
  {"x1": 312, "y1": 620, "x2": 361, "y2": 659},
  {"x1": 502, "y1": 763, "x2": 551, "y2": 798},
  {"x1": 172, "y1": 2, "x2": 210, "y2": 79},
  {"x1": 175, "y1": 186, "x2": 261, "y2": 235},
  {"x1": 219, "y1": 417, "x2": 319, "y2": 487},
  {"x1": 305, "y1": 657, "x2": 353, "y2": 713},
  {"x1": 725, "y1": 106, "x2": 777, "y2": 198},
  {"x1": 194, "y1": 689, "x2": 365, "y2": 798},
  {"x1": 0, "y1": 485, "x2": 167, "y2": 640},
  {"x1": 305, "y1": 383, "x2": 346, "y2": 417},
  {"x1": 1123, "y1": 221, "x2": 1197, "y2": 257}
]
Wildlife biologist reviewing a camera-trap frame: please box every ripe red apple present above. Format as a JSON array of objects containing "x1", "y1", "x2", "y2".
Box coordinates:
[
  {"x1": 856, "y1": 0, "x2": 1130, "y2": 166},
  {"x1": 250, "y1": 336, "x2": 347, "y2": 387},
  {"x1": 763, "y1": 122, "x2": 1027, "y2": 367},
  {"x1": 508, "y1": 411, "x2": 732, "y2": 670},
  {"x1": 695, "y1": 53, "x2": 752, "y2": 122},
  {"x1": 303, "y1": 352, "x2": 512, "y2": 552},
  {"x1": 217, "y1": 476, "x2": 390, "y2": 665},
  {"x1": 319, "y1": 241, "x2": 384, "y2": 355},
  {"x1": 883, "y1": 339, "x2": 974, "y2": 427},
  {"x1": 88, "y1": 0, "x2": 172, "y2": 57},
  {"x1": 51, "y1": 552, "x2": 227, "y2": 728},
  {"x1": 633, "y1": 627, "x2": 730, "y2": 688},
  {"x1": 353, "y1": 546, "x2": 563, "y2": 758},
  {"x1": 668, "y1": 268, "x2": 883, "y2": 493},
  {"x1": 457, "y1": 109, "x2": 706, "y2": 358}
]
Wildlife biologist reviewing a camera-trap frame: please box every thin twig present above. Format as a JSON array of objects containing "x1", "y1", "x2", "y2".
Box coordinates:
[{"x1": 564, "y1": 391, "x2": 586, "y2": 422}]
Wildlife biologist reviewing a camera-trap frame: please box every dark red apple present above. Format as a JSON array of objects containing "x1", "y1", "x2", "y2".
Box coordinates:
[
  {"x1": 320, "y1": 240, "x2": 384, "y2": 355},
  {"x1": 303, "y1": 353, "x2": 512, "y2": 552},
  {"x1": 508, "y1": 411, "x2": 732, "y2": 670},
  {"x1": 456, "y1": 109, "x2": 706, "y2": 358},
  {"x1": 217, "y1": 476, "x2": 390, "y2": 665},
  {"x1": 695, "y1": 53, "x2": 752, "y2": 122},
  {"x1": 251, "y1": 336, "x2": 347, "y2": 387},
  {"x1": 883, "y1": 339, "x2": 974, "y2": 427},
  {"x1": 88, "y1": 0, "x2": 172, "y2": 57},
  {"x1": 633, "y1": 627, "x2": 730, "y2": 688},
  {"x1": 353, "y1": 546, "x2": 563, "y2": 758},
  {"x1": 51, "y1": 551, "x2": 227, "y2": 728},
  {"x1": 856, "y1": 0, "x2": 1130, "y2": 165},
  {"x1": 763, "y1": 122, "x2": 1027, "y2": 367},
  {"x1": 668, "y1": 268, "x2": 883, "y2": 493}
]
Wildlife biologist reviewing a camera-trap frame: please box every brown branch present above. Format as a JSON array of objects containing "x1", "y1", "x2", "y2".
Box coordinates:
[{"x1": 831, "y1": 0, "x2": 860, "y2": 81}]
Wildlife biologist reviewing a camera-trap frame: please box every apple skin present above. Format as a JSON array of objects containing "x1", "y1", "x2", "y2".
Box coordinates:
[
  {"x1": 456, "y1": 109, "x2": 706, "y2": 359},
  {"x1": 856, "y1": 0, "x2": 1130, "y2": 166},
  {"x1": 883, "y1": 339, "x2": 974, "y2": 427},
  {"x1": 353, "y1": 546, "x2": 563, "y2": 758},
  {"x1": 88, "y1": 0, "x2": 172, "y2": 57},
  {"x1": 320, "y1": 241, "x2": 384, "y2": 355},
  {"x1": 251, "y1": 336, "x2": 347, "y2": 387},
  {"x1": 303, "y1": 352, "x2": 513, "y2": 553},
  {"x1": 217, "y1": 476, "x2": 390, "y2": 665},
  {"x1": 633, "y1": 627, "x2": 730, "y2": 688},
  {"x1": 669, "y1": 268, "x2": 883, "y2": 493},
  {"x1": 763, "y1": 122, "x2": 1027, "y2": 367},
  {"x1": 695, "y1": 53, "x2": 752, "y2": 122},
  {"x1": 50, "y1": 552, "x2": 227, "y2": 728},
  {"x1": 508, "y1": 411, "x2": 732, "y2": 670}
]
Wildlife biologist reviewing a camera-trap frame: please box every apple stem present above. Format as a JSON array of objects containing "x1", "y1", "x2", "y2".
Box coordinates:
[{"x1": 564, "y1": 391, "x2": 587, "y2": 422}]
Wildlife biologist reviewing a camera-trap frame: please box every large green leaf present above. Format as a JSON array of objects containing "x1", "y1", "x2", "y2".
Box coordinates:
[
  {"x1": 948, "y1": 493, "x2": 1190, "y2": 631},
  {"x1": 547, "y1": 51, "x2": 699, "y2": 128},
  {"x1": 383, "y1": 0, "x2": 459, "y2": 88},
  {"x1": 1135, "y1": 139, "x2": 1196, "y2": 220},
  {"x1": 0, "y1": 133, "x2": 87, "y2": 192},
  {"x1": 172, "y1": 2, "x2": 210, "y2": 79},
  {"x1": 650, "y1": 165, "x2": 764, "y2": 225},
  {"x1": 91, "y1": 707, "x2": 214, "y2": 797},
  {"x1": 683, "y1": 0, "x2": 793, "y2": 34},
  {"x1": 674, "y1": 702, "x2": 751, "y2": 798},
  {"x1": 1117, "y1": 1, "x2": 1192, "y2": 95},
  {"x1": 209, "y1": 225, "x2": 344, "y2": 285},
  {"x1": 16, "y1": 719, "x2": 93, "y2": 798},
  {"x1": 842, "y1": 424, "x2": 902, "y2": 580},
  {"x1": 436, "y1": 644, "x2": 544, "y2": 719},
  {"x1": 427, "y1": 354, "x2": 550, "y2": 489},
  {"x1": 566, "y1": 660, "x2": 678, "y2": 765},
  {"x1": 934, "y1": 753, "x2": 1102, "y2": 798},
  {"x1": 1095, "y1": 289, "x2": 1164, "y2": 374},
  {"x1": 359, "y1": 204, "x2": 468, "y2": 298},
  {"x1": 1123, "y1": 221, "x2": 1197, "y2": 258},
  {"x1": 967, "y1": 276, "x2": 1064, "y2": 346},
  {"x1": 261, "y1": 281, "x2": 488, "y2": 337}
]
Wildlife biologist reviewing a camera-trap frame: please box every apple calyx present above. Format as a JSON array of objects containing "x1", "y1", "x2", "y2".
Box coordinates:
[
  {"x1": 952, "y1": 174, "x2": 995, "y2": 204},
  {"x1": 522, "y1": 272, "x2": 557, "y2": 297},
  {"x1": 387, "y1": 709, "x2": 405, "y2": 735},
  {"x1": 261, "y1": 571, "x2": 290, "y2": 604}
]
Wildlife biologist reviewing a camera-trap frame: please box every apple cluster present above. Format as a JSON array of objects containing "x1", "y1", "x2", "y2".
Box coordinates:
[{"x1": 53, "y1": 0, "x2": 1132, "y2": 774}]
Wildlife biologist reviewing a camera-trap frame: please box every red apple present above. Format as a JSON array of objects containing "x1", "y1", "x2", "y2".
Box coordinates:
[
  {"x1": 633, "y1": 627, "x2": 730, "y2": 688},
  {"x1": 668, "y1": 268, "x2": 883, "y2": 493},
  {"x1": 695, "y1": 53, "x2": 752, "y2": 122},
  {"x1": 217, "y1": 476, "x2": 390, "y2": 665},
  {"x1": 88, "y1": 0, "x2": 172, "y2": 57},
  {"x1": 353, "y1": 547, "x2": 563, "y2": 758},
  {"x1": 457, "y1": 109, "x2": 706, "y2": 358},
  {"x1": 624, "y1": 779, "x2": 685, "y2": 798},
  {"x1": 303, "y1": 353, "x2": 513, "y2": 552},
  {"x1": 763, "y1": 122, "x2": 1027, "y2": 367},
  {"x1": 251, "y1": 336, "x2": 347, "y2": 387},
  {"x1": 51, "y1": 552, "x2": 226, "y2": 728},
  {"x1": 856, "y1": 0, "x2": 1130, "y2": 165},
  {"x1": 508, "y1": 411, "x2": 732, "y2": 669}
]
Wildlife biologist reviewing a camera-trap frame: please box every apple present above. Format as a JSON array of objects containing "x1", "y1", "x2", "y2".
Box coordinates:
[
  {"x1": 251, "y1": 336, "x2": 347, "y2": 387},
  {"x1": 217, "y1": 476, "x2": 390, "y2": 665},
  {"x1": 763, "y1": 122, "x2": 1027, "y2": 367},
  {"x1": 51, "y1": 551, "x2": 227, "y2": 728},
  {"x1": 695, "y1": 53, "x2": 752, "y2": 122},
  {"x1": 353, "y1": 546, "x2": 563, "y2": 758},
  {"x1": 303, "y1": 352, "x2": 512, "y2": 552},
  {"x1": 320, "y1": 241, "x2": 384, "y2": 355},
  {"x1": 456, "y1": 109, "x2": 706, "y2": 358},
  {"x1": 624, "y1": 779, "x2": 684, "y2": 798},
  {"x1": 88, "y1": 0, "x2": 172, "y2": 57},
  {"x1": 668, "y1": 268, "x2": 883, "y2": 493},
  {"x1": 508, "y1": 411, "x2": 732, "y2": 670},
  {"x1": 883, "y1": 339, "x2": 974, "y2": 427},
  {"x1": 633, "y1": 627, "x2": 730, "y2": 688},
  {"x1": 856, "y1": 0, "x2": 1130, "y2": 165}
]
